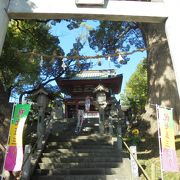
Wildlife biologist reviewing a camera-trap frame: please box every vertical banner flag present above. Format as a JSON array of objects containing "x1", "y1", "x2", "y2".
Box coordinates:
[
  {"x1": 4, "y1": 104, "x2": 31, "y2": 171},
  {"x1": 85, "y1": 96, "x2": 90, "y2": 112},
  {"x1": 157, "y1": 106, "x2": 179, "y2": 172}
]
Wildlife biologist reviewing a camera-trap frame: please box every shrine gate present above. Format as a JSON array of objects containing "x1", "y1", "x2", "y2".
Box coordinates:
[{"x1": 0, "y1": 0, "x2": 179, "y2": 97}]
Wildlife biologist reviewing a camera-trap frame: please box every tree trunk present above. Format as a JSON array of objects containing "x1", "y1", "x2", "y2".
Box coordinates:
[
  {"x1": 0, "y1": 82, "x2": 12, "y2": 118},
  {"x1": 0, "y1": 82, "x2": 12, "y2": 174},
  {"x1": 141, "y1": 23, "x2": 180, "y2": 135}
]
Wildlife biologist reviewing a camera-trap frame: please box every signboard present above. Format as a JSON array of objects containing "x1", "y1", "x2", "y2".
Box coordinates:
[
  {"x1": 157, "y1": 106, "x2": 179, "y2": 172},
  {"x1": 4, "y1": 104, "x2": 31, "y2": 171},
  {"x1": 84, "y1": 111, "x2": 99, "y2": 119}
]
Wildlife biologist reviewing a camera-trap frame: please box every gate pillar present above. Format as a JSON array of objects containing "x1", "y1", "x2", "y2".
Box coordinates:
[
  {"x1": 165, "y1": 0, "x2": 180, "y2": 98},
  {"x1": 0, "y1": 0, "x2": 9, "y2": 54}
]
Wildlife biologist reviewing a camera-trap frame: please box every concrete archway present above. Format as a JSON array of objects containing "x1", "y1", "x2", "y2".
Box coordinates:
[{"x1": 0, "y1": 0, "x2": 179, "y2": 132}]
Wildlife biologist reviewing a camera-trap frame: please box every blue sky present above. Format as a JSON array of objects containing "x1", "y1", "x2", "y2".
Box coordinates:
[
  {"x1": 51, "y1": 21, "x2": 146, "y2": 90},
  {"x1": 50, "y1": 20, "x2": 147, "y2": 100},
  {"x1": 9, "y1": 20, "x2": 146, "y2": 103}
]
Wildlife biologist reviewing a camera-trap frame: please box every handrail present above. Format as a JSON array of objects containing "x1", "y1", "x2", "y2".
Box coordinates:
[
  {"x1": 119, "y1": 134, "x2": 151, "y2": 180},
  {"x1": 21, "y1": 117, "x2": 52, "y2": 169},
  {"x1": 21, "y1": 134, "x2": 42, "y2": 169}
]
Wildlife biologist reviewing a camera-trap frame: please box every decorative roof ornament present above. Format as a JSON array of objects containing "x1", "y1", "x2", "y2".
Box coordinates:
[
  {"x1": 93, "y1": 84, "x2": 109, "y2": 93},
  {"x1": 32, "y1": 87, "x2": 49, "y2": 97}
]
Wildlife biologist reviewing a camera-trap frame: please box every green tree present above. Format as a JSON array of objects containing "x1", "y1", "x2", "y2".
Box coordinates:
[
  {"x1": 121, "y1": 60, "x2": 148, "y2": 115},
  {"x1": 0, "y1": 19, "x2": 90, "y2": 114},
  {"x1": 0, "y1": 20, "x2": 62, "y2": 106},
  {"x1": 87, "y1": 20, "x2": 147, "y2": 113},
  {"x1": 88, "y1": 21, "x2": 145, "y2": 67}
]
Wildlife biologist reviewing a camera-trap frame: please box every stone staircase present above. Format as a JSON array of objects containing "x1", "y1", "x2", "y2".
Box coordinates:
[{"x1": 31, "y1": 121, "x2": 132, "y2": 180}]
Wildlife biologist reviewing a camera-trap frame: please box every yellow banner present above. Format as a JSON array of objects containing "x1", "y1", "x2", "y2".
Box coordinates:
[
  {"x1": 9, "y1": 117, "x2": 27, "y2": 146},
  {"x1": 157, "y1": 106, "x2": 179, "y2": 172},
  {"x1": 161, "y1": 128, "x2": 175, "y2": 149}
]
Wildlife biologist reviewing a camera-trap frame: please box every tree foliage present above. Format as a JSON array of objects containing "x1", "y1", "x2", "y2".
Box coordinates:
[
  {"x1": 88, "y1": 21, "x2": 145, "y2": 67},
  {"x1": 0, "y1": 20, "x2": 63, "y2": 101},
  {"x1": 0, "y1": 19, "x2": 90, "y2": 104},
  {"x1": 86, "y1": 20, "x2": 147, "y2": 113},
  {"x1": 120, "y1": 60, "x2": 148, "y2": 115},
  {"x1": 0, "y1": 19, "x2": 146, "y2": 106}
]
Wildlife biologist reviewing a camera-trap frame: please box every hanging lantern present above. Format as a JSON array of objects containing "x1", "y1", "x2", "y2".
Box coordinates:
[
  {"x1": 118, "y1": 53, "x2": 125, "y2": 64},
  {"x1": 62, "y1": 62, "x2": 66, "y2": 70},
  {"x1": 98, "y1": 56, "x2": 101, "y2": 66},
  {"x1": 40, "y1": 56, "x2": 44, "y2": 66},
  {"x1": 40, "y1": 55, "x2": 43, "y2": 61},
  {"x1": 62, "y1": 58, "x2": 67, "y2": 70},
  {"x1": 107, "y1": 56, "x2": 111, "y2": 66}
]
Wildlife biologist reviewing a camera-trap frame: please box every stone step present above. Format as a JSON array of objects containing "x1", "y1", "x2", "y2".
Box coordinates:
[
  {"x1": 43, "y1": 148, "x2": 119, "y2": 154},
  {"x1": 34, "y1": 167, "x2": 128, "y2": 176},
  {"x1": 82, "y1": 122, "x2": 99, "y2": 126},
  {"x1": 47, "y1": 140, "x2": 112, "y2": 146},
  {"x1": 82, "y1": 120, "x2": 99, "y2": 124},
  {"x1": 38, "y1": 161, "x2": 124, "y2": 169},
  {"x1": 46, "y1": 144, "x2": 114, "y2": 150},
  {"x1": 47, "y1": 139, "x2": 113, "y2": 145},
  {"x1": 31, "y1": 130, "x2": 133, "y2": 180},
  {"x1": 81, "y1": 124, "x2": 99, "y2": 128},
  {"x1": 42, "y1": 152, "x2": 121, "y2": 158},
  {"x1": 41, "y1": 156, "x2": 122, "y2": 163},
  {"x1": 48, "y1": 134, "x2": 112, "y2": 142},
  {"x1": 31, "y1": 174, "x2": 131, "y2": 180}
]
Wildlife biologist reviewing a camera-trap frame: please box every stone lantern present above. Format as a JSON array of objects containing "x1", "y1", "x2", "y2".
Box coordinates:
[
  {"x1": 93, "y1": 84, "x2": 108, "y2": 134},
  {"x1": 37, "y1": 92, "x2": 49, "y2": 109},
  {"x1": 121, "y1": 105, "x2": 131, "y2": 125},
  {"x1": 94, "y1": 84, "x2": 108, "y2": 107},
  {"x1": 32, "y1": 86, "x2": 49, "y2": 149}
]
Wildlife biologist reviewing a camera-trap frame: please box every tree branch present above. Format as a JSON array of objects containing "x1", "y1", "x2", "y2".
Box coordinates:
[{"x1": 14, "y1": 20, "x2": 35, "y2": 37}]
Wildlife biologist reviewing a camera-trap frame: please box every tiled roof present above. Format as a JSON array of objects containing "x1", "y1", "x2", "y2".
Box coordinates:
[{"x1": 63, "y1": 69, "x2": 117, "y2": 80}]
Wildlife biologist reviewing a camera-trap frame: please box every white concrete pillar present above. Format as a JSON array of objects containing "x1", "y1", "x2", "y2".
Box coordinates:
[
  {"x1": 22, "y1": 145, "x2": 32, "y2": 180},
  {"x1": 130, "y1": 146, "x2": 139, "y2": 178},
  {"x1": 164, "y1": 0, "x2": 180, "y2": 98},
  {"x1": 0, "y1": 0, "x2": 9, "y2": 55}
]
